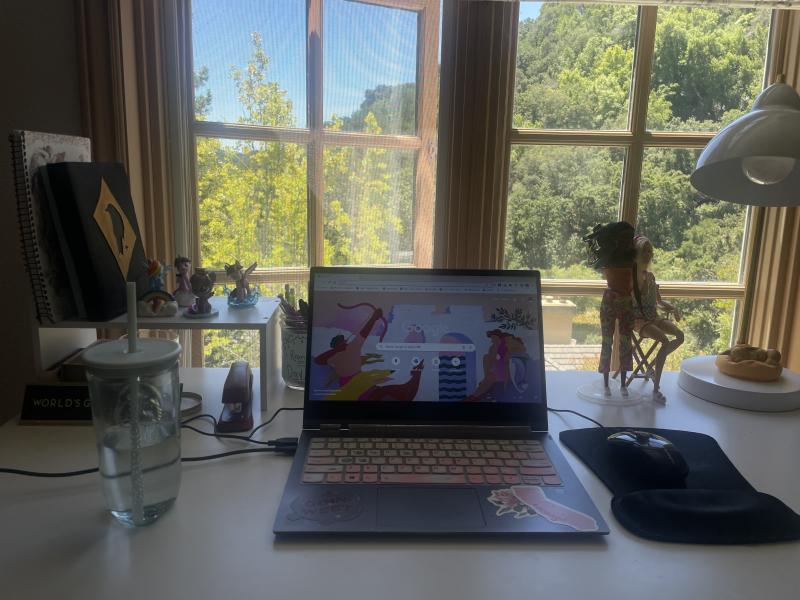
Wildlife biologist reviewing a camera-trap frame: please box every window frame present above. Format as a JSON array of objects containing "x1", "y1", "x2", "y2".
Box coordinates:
[
  {"x1": 507, "y1": 4, "x2": 770, "y2": 306},
  {"x1": 189, "y1": 0, "x2": 440, "y2": 284}
]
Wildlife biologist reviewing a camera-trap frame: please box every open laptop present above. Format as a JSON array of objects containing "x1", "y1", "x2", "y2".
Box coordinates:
[{"x1": 274, "y1": 267, "x2": 608, "y2": 535}]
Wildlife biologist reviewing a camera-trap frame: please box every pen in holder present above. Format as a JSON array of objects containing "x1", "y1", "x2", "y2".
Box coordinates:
[{"x1": 82, "y1": 283, "x2": 182, "y2": 527}]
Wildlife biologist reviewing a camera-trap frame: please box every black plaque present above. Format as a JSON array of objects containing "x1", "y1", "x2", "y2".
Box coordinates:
[{"x1": 20, "y1": 383, "x2": 92, "y2": 424}]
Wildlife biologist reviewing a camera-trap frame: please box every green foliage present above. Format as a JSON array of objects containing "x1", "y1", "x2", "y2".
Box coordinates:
[
  {"x1": 509, "y1": 5, "x2": 768, "y2": 355},
  {"x1": 195, "y1": 34, "x2": 413, "y2": 366}
]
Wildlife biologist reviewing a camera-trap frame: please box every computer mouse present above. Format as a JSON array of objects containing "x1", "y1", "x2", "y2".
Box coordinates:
[{"x1": 607, "y1": 430, "x2": 689, "y2": 484}]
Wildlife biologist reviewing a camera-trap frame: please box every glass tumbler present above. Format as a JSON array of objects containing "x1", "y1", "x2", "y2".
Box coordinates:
[
  {"x1": 82, "y1": 338, "x2": 182, "y2": 527},
  {"x1": 280, "y1": 312, "x2": 307, "y2": 389}
]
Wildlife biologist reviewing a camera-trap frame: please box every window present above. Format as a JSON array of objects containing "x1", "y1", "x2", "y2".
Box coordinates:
[
  {"x1": 507, "y1": 3, "x2": 770, "y2": 370},
  {"x1": 190, "y1": 0, "x2": 440, "y2": 366}
]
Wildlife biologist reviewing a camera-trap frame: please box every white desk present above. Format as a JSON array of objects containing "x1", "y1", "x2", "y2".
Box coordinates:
[{"x1": 2, "y1": 371, "x2": 799, "y2": 600}]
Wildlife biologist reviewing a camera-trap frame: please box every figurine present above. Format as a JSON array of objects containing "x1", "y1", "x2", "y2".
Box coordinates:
[
  {"x1": 583, "y1": 222, "x2": 637, "y2": 396},
  {"x1": 184, "y1": 268, "x2": 218, "y2": 318},
  {"x1": 224, "y1": 260, "x2": 259, "y2": 307},
  {"x1": 632, "y1": 235, "x2": 684, "y2": 403},
  {"x1": 137, "y1": 259, "x2": 178, "y2": 317},
  {"x1": 173, "y1": 256, "x2": 195, "y2": 307},
  {"x1": 716, "y1": 344, "x2": 782, "y2": 382}
]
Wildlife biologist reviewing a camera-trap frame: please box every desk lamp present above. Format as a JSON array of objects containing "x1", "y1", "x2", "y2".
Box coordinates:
[{"x1": 678, "y1": 79, "x2": 800, "y2": 410}]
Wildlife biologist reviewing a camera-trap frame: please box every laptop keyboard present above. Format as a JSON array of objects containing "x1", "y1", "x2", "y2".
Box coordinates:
[{"x1": 301, "y1": 437, "x2": 563, "y2": 486}]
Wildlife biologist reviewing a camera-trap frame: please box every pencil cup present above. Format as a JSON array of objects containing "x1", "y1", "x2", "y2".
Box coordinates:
[
  {"x1": 280, "y1": 312, "x2": 307, "y2": 390},
  {"x1": 82, "y1": 338, "x2": 182, "y2": 527}
]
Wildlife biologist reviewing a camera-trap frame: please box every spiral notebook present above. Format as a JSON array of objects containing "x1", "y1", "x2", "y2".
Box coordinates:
[{"x1": 10, "y1": 130, "x2": 91, "y2": 323}]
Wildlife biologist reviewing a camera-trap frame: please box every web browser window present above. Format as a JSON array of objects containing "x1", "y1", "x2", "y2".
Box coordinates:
[{"x1": 308, "y1": 272, "x2": 544, "y2": 404}]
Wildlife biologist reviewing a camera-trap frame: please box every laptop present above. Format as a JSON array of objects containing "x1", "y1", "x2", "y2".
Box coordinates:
[{"x1": 273, "y1": 267, "x2": 608, "y2": 536}]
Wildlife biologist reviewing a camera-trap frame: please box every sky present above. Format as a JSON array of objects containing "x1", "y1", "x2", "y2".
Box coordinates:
[{"x1": 192, "y1": 0, "x2": 542, "y2": 127}]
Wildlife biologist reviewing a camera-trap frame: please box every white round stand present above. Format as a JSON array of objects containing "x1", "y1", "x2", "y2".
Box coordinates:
[
  {"x1": 678, "y1": 355, "x2": 800, "y2": 412},
  {"x1": 577, "y1": 379, "x2": 643, "y2": 406}
]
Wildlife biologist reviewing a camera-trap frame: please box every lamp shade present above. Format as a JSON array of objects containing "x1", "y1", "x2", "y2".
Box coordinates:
[{"x1": 690, "y1": 83, "x2": 800, "y2": 206}]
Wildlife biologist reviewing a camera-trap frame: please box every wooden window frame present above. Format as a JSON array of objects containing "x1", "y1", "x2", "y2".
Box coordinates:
[
  {"x1": 508, "y1": 5, "x2": 772, "y2": 309},
  {"x1": 189, "y1": 0, "x2": 439, "y2": 282}
]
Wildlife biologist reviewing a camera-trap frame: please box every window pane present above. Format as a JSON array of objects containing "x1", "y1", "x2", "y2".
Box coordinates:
[
  {"x1": 197, "y1": 137, "x2": 308, "y2": 270},
  {"x1": 647, "y1": 7, "x2": 770, "y2": 132},
  {"x1": 324, "y1": 0, "x2": 418, "y2": 135},
  {"x1": 543, "y1": 295, "x2": 602, "y2": 371},
  {"x1": 514, "y1": 3, "x2": 637, "y2": 129},
  {"x1": 192, "y1": 0, "x2": 306, "y2": 127},
  {"x1": 665, "y1": 298, "x2": 737, "y2": 363},
  {"x1": 638, "y1": 148, "x2": 746, "y2": 283},
  {"x1": 504, "y1": 145, "x2": 624, "y2": 277},
  {"x1": 323, "y1": 146, "x2": 415, "y2": 266}
]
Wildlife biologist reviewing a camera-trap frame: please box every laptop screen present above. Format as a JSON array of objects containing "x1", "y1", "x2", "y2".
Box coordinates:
[{"x1": 303, "y1": 268, "x2": 548, "y2": 428}]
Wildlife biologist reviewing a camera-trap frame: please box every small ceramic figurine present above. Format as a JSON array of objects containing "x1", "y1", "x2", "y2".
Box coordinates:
[
  {"x1": 173, "y1": 256, "x2": 195, "y2": 307},
  {"x1": 138, "y1": 258, "x2": 178, "y2": 317},
  {"x1": 716, "y1": 344, "x2": 782, "y2": 381},
  {"x1": 583, "y1": 222, "x2": 637, "y2": 396},
  {"x1": 224, "y1": 260, "x2": 259, "y2": 307},
  {"x1": 632, "y1": 235, "x2": 684, "y2": 403},
  {"x1": 184, "y1": 268, "x2": 218, "y2": 318}
]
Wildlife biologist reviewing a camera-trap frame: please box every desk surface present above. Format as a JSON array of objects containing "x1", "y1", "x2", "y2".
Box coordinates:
[{"x1": 2, "y1": 371, "x2": 799, "y2": 600}]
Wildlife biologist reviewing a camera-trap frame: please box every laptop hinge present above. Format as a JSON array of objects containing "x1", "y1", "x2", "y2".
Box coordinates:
[
  {"x1": 320, "y1": 423, "x2": 344, "y2": 430},
  {"x1": 346, "y1": 424, "x2": 534, "y2": 436}
]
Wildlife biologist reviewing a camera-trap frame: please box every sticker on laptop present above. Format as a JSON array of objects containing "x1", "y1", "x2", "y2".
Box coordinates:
[
  {"x1": 288, "y1": 490, "x2": 363, "y2": 525},
  {"x1": 487, "y1": 486, "x2": 599, "y2": 532}
]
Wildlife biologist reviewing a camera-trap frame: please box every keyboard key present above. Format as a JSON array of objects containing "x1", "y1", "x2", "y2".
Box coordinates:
[
  {"x1": 414, "y1": 465, "x2": 431, "y2": 473},
  {"x1": 367, "y1": 449, "x2": 381, "y2": 456},
  {"x1": 466, "y1": 466, "x2": 482, "y2": 474},
  {"x1": 302, "y1": 473, "x2": 325, "y2": 483},
  {"x1": 363, "y1": 473, "x2": 378, "y2": 483},
  {"x1": 307, "y1": 457, "x2": 335, "y2": 465},
  {"x1": 512, "y1": 452, "x2": 528, "y2": 459},
  {"x1": 501, "y1": 467, "x2": 517, "y2": 475},
  {"x1": 455, "y1": 458, "x2": 470, "y2": 466},
  {"x1": 448, "y1": 466, "x2": 465, "y2": 474},
  {"x1": 503, "y1": 475, "x2": 521, "y2": 484},
  {"x1": 483, "y1": 466, "x2": 499, "y2": 474},
  {"x1": 345, "y1": 473, "x2": 361, "y2": 483},
  {"x1": 432, "y1": 466, "x2": 448, "y2": 474},
  {"x1": 370, "y1": 457, "x2": 386, "y2": 465},
  {"x1": 504, "y1": 459, "x2": 521, "y2": 467},
  {"x1": 467, "y1": 474, "x2": 485, "y2": 485},
  {"x1": 389, "y1": 457, "x2": 404, "y2": 465},
  {"x1": 488, "y1": 459, "x2": 503, "y2": 467},
  {"x1": 521, "y1": 467, "x2": 556, "y2": 476},
  {"x1": 308, "y1": 449, "x2": 332, "y2": 457},
  {"x1": 355, "y1": 457, "x2": 370, "y2": 464},
  {"x1": 485, "y1": 475, "x2": 502, "y2": 484},
  {"x1": 326, "y1": 473, "x2": 343, "y2": 483},
  {"x1": 422, "y1": 457, "x2": 437, "y2": 465},
  {"x1": 522, "y1": 476, "x2": 542, "y2": 485},
  {"x1": 380, "y1": 465, "x2": 396, "y2": 473},
  {"x1": 338, "y1": 457, "x2": 353, "y2": 464},
  {"x1": 397, "y1": 465, "x2": 413, "y2": 473},
  {"x1": 380, "y1": 473, "x2": 466, "y2": 484},
  {"x1": 304, "y1": 465, "x2": 343, "y2": 473},
  {"x1": 346, "y1": 465, "x2": 361, "y2": 473},
  {"x1": 405, "y1": 457, "x2": 421, "y2": 465},
  {"x1": 543, "y1": 476, "x2": 563, "y2": 486},
  {"x1": 496, "y1": 451, "x2": 511, "y2": 459},
  {"x1": 439, "y1": 458, "x2": 454, "y2": 466},
  {"x1": 334, "y1": 449, "x2": 348, "y2": 457}
]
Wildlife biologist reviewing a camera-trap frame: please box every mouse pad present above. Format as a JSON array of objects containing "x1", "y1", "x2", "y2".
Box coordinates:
[{"x1": 560, "y1": 427, "x2": 800, "y2": 544}]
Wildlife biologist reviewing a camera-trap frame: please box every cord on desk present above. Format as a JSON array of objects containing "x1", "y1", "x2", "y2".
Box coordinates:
[
  {"x1": 247, "y1": 407, "x2": 303, "y2": 441},
  {"x1": 0, "y1": 411, "x2": 301, "y2": 477},
  {"x1": 547, "y1": 407, "x2": 608, "y2": 432}
]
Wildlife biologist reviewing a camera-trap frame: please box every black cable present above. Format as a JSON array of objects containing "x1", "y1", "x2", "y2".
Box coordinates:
[
  {"x1": 247, "y1": 407, "x2": 303, "y2": 440},
  {"x1": 0, "y1": 466, "x2": 99, "y2": 478},
  {"x1": 182, "y1": 446, "x2": 295, "y2": 462},
  {"x1": 1, "y1": 406, "x2": 300, "y2": 477},
  {"x1": 548, "y1": 407, "x2": 608, "y2": 432}
]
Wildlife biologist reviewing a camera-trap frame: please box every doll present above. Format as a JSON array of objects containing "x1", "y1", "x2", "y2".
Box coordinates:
[
  {"x1": 583, "y1": 222, "x2": 638, "y2": 395},
  {"x1": 632, "y1": 235, "x2": 684, "y2": 403},
  {"x1": 173, "y1": 256, "x2": 195, "y2": 307}
]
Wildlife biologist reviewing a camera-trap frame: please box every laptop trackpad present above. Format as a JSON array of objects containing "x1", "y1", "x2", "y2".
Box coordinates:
[{"x1": 376, "y1": 488, "x2": 486, "y2": 531}]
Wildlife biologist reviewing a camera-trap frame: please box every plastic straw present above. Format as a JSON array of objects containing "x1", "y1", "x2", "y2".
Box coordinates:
[{"x1": 126, "y1": 282, "x2": 144, "y2": 524}]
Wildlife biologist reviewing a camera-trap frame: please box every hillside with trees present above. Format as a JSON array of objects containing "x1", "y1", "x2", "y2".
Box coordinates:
[{"x1": 194, "y1": 5, "x2": 769, "y2": 367}]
